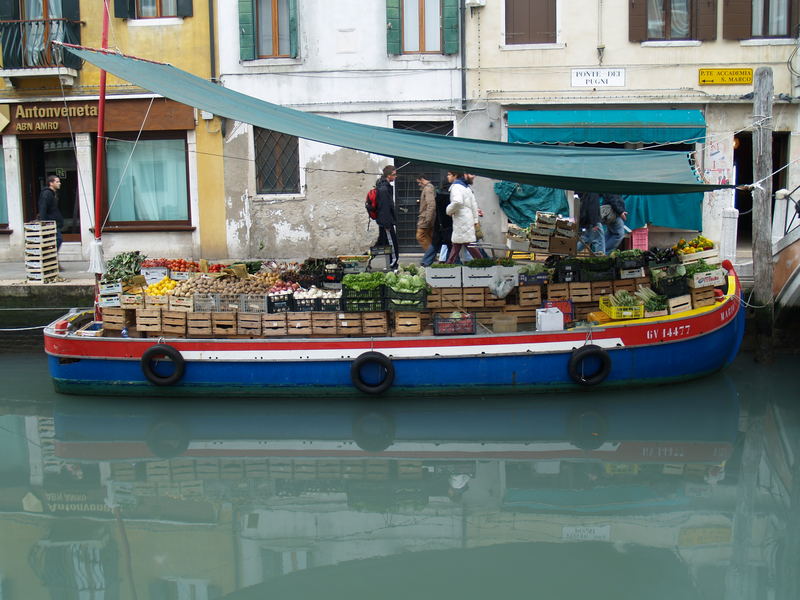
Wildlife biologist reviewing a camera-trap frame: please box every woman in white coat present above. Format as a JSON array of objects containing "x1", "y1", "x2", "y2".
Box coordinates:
[{"x1": 444, "y1": 171, "x2": 482, "y2": 263}]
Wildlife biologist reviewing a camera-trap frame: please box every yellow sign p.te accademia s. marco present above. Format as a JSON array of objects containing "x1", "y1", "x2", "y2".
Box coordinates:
[{"x1": 699, "y1": 68, "x2": 753, "y2": 85}]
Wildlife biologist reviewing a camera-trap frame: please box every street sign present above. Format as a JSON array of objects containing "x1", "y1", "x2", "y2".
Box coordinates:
[{"x1": 699, "y1": 68, "x2": 753, "y2": 85}]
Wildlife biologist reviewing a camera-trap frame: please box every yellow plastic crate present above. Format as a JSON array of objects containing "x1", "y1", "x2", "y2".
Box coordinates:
[{"x1": 599, "y1": 296, "x2": 644, "y2": 320}]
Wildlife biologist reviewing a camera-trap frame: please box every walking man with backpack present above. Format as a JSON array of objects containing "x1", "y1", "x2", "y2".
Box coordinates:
[{"x1": 371, "y1": 165, "x2": 399, "y2": 269}]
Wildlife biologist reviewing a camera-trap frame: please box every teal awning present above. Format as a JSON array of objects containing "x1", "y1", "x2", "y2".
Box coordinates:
[
  {"x1": 507, "y1": 109, "x2": 706, "y2": 145},
  {"x1": 65, "y1": 46, "x2": 727, "y2": 195}
]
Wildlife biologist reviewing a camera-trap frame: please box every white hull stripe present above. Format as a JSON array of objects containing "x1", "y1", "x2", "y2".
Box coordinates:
[{"x1": 178, "y1": 338, "x2": 625, "y2": 361}]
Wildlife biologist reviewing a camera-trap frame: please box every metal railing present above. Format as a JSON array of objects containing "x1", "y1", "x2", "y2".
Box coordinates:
[{"x1": 0, "y1": 18, "x2": 82, "y2": 70}]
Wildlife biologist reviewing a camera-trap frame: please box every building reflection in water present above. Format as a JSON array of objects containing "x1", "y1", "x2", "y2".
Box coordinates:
[{"x1": 0, "y1": 369, "x2": 797, "y2": 599}]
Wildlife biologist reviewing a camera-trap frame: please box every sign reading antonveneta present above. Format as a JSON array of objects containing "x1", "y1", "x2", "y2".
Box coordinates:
[
  {"x1": 13, "y1": 103, "x2": 98, "y2": 132},
  {"x1": 5, "y1": 99, "x2": 195, "y2": 135}
]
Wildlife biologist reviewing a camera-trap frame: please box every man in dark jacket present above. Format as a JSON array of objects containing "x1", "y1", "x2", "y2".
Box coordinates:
[
  {"x1": 576, "y1": 192, "x2": 605, "y2": 255},
  {"x1": 38, "y1": 174, "x2": 64, "y2": 250},
  {"x1": 601, "y1": 193, "x2": 628, "y2": 253},
  {"x1": 373, "y1": 165, "x2": 399, "y2": 269}
]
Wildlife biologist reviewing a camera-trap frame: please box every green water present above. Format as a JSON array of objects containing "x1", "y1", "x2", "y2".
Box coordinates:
[{"x1": 0, "y1": 350, "x2": 798, "y2": 600}]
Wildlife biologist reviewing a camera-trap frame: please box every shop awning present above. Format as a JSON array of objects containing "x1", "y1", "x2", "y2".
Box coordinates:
[
  {"x1": 507, "y1": 109, "x2": 706, "y2": 145},
  {"x1": 64, "y1": 46, "x2": 726, "y2": 195}
]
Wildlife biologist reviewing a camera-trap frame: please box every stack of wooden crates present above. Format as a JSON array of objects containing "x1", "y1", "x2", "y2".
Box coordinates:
[{"x1": 24, "y1": 221, "x2": 59, "y2": 281}]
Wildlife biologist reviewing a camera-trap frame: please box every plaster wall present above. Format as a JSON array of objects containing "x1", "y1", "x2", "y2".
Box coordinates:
[{"x1": 217, "y1": 1, "x2": 462, "y2": 259}]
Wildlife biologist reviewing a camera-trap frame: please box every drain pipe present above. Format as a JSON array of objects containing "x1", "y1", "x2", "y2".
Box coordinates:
[
  {"x1": 208, "y1": 0, "x2": 216, "y2": 81},
  {"x1": 460, "y1": 0, "x2": 466, "y2": 111}
]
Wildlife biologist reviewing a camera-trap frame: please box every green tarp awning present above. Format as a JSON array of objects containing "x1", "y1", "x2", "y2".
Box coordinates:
[
  {"x1": 507, "y1": 109, "x2": 707, "y2": 145},
  {"x1": 65, "y1": 46, "x2": 729, "y2": 195}
]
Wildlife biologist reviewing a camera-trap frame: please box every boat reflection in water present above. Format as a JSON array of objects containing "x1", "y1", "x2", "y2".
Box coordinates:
[{"x1": 4, "y1": 373, "x2": 796, "y2": 599}]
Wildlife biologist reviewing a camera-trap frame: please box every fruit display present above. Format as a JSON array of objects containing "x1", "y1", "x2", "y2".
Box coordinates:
[
  {"x1": 166, "y1": 259, "x2": 200, "y2": 272},
  {"x1": 673, "y1": 235, "x2": 714, "y2": 254},
  {"x1": 141, "y1": 258, "x2": 169, "y2": 268},
  {"x1": 145, "y1": 276, "x2": 177, "y2": 296}
]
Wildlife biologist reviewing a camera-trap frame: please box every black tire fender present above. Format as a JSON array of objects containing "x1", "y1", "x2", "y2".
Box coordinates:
[
  {"x1": 567, "y1": 407, "x2": 608, "y2": 451},
  {"x1": 350, "y1": 351, "x2": 395, "y2": 395},
  {"x1": 141, "y1": 344, "x2": 186, "y2": 386},
  {"x1": 352, "y1": 409, "x2": 396, "y2": 452},
  {"x1": 146, "y1": 419, "x2": 190, "y2": 458},
  {"x1": 568, "y1": 344, "x2": 612, "y2": 386}
]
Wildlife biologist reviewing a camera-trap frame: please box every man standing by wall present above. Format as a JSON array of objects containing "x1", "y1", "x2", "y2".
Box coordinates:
[
  {"x1": 415, "y1": 175, "x2": 437, "y2": 266},
  {"x1": 374, "y1": 165, "x2": 399, "y2": 269},
  {"x1": 38, "y1": 175, "x2": 64, "y2": 250}
]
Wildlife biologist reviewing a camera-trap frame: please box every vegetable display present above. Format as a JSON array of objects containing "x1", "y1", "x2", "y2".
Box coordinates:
[
  {"x1": 342, "y1": 272, "x2": 386, "y2": 291},
  {"x1": 102, "y1": 251, "x2": 145, "y2": 283}
]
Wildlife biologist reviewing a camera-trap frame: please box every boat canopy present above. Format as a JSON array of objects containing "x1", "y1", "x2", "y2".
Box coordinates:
[{"x1": 66, "y1": 46, "x2": 731, "y2": 196}]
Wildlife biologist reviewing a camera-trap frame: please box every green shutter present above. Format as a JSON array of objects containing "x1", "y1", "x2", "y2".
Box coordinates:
[
  {"x1": 386, "y1": 0, "x2": 401, "y2": 55},
  {"x1": 177, "y1": 0, "x2": 193, "y2": 17},
  {"x1": 239, "y1": 0, "x2": 255, "y2": 61},
  {"x1": 113, "y1": 0, "x2": 133, "y2": 18},
  {"x1": 442, "y1": 0, "x2": 459, "y2": 54},
  {"x1": 289, "y1": 0, "x2": 298, "y2": 58}
]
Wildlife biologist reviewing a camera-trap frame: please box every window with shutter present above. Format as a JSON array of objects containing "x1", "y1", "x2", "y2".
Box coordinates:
[
  {"x1": 114, "y1": 0, "x2": 192, "y2": 18},
  {"x1": 247, "y1": 0, "x2": 298, "y2": 58},
  {"x1": 505, "y1": 0, "x2": 557, "y2": 45},
  {"x1": 723, "y1": 0, "x2": 798, "y2": 39},
  {"x1": 629, "y1": 0, "x2": 718, "y2": 41},
  {"x1": 387, "y1": 0, "x2": 458, "y2": 55}
]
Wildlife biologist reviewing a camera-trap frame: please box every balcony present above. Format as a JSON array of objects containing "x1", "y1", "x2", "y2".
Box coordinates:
[{"x1": 0, "y1": 18, "x2": 82, "y2": 87}]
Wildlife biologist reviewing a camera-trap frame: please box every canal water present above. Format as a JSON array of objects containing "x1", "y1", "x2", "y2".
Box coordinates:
[{"x1": 1, "y1": 326, "x2": 798, "y2": 599}]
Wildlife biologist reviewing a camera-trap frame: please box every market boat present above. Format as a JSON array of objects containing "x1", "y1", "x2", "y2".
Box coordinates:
[
  {"x1": 43, "y1": 261, "x2": 744, "y2": 397},
  {"x1": 42, "y1": 46, "x2": 743, "y2": 397}
]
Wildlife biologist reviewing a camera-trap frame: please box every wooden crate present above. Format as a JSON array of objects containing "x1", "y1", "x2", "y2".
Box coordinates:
[
  {"x1": 100, "y1": 307, "x2": 135, "y2": 330},
  {"x1": 168, "y1": 295, "x2": 194, "y2": 312},
  {"x1": 590, "y1": 280, "x2": 614, "y2": 301},
  {"x1": 161, "y1": 311, "x2": 187, "y2": 337},
  {"x1": 286, "y1": 312, "x2": 312, "y2": 335},
  {"x1": 613, "y1": 279, "x2": 635, "y2": 293},
  {"x1": 517, "y1": 285, "x2": 542, "y2": 307},
  {"x1": 311, "y1": 311, "x2": 338, "y2": 336},
  {"x1": 427, "y1": 287, "x2": 462, "y2": 309},
  {"x1": 502, "y1": 305, "x2": 537, "y2": 324},
  {"x1": 26, "y1": 259, "x2": 59, "y2": 281},
  {"x1": 145, "y1": 294, "x2": 169, "y2": 308},
  {"x1": 362, "y1": 311, "x2": 388, "y2": 336},
  {"x1": 135, "y1": 308, "x2": 161, "y2": 332},
  {"x1": 483, "y1": 288, "x2": 507, "y2": 308},
  {"x1": 668, "y1": 294, "x2": 692, "y2": 315},
  {"x1": 336, "y1": 312, "x2": 362, "y2": 336},
  {"x1": 187, "y1": 312, "x2": 212, "y2": 337},
  {"x1": 573, "y1": 301, "x2": 599, "y2": 321},
  {"x1": 529, "y1": 233, "x2": 550, "y2": 251},
  {"x1": 690, "y1": 286, "x2": 716, "y2": 308},
  {"x1": 237, "y1": 312, "x2": 262, "y2": 336},
  {"x1": 121, "y1": 293, "x2": 145, "y2": 309},
  {"x1": 24, "y1": 220, "x2": 57, "y2": 234},
  {"x1": 546, "y1": 282, "x2": 569, "y2": 300},
  {"x1": 262, "y1": 312, "x2": 287, "y2": 336},
  {"x1": 688, "y1": 269, "x2": 727, "y2": 289},
  {"x1": 633, "y1": 276, "x2": 650, "y2": 289},
  {"x1": 212, "y1": 312, "x2": 237, "y2": 336},
  {"x1": 619, "y1": 267, "x2": 646, "y2": 280},
  {"x1": 317, "y1": 460, "x2": 342, "y2": 478},
  {"x1": 462, "y1": 287, "x2": 485, "y2": 309},
  {"x1": 24, "y1": 246, "x2": 58, "y2": 261},
  {"x1": 568, "y1": 282, "x2": 592, "y2": 302},
  {"x1": 678, "y1": 248, "x2": 719, "y2": 265},
  {"x1": 394, "y1": 311, "x2": 423, "y2": 334}
]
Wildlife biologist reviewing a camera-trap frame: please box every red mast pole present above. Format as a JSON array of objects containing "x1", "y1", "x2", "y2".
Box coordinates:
[{"x1": 94, "y1": 4, "x2": 109, "y2": 242}]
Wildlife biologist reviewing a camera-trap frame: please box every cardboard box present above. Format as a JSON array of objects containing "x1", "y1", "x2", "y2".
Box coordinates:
[
  {"x1": 492, "y1": 314, "x2": 517, "y2": 333},
  {"x1": 536, "y1": 307, "x2": 564, "y2": 331},
  {"x1": 549, "y1": 236, "x2": 577, "y2": 255},
  {"x1": 425, "y1": 266, "x2": 462, "y2": 288},
  {"x1": 688, "y1": 268, "x2": 727, "y2": 288},
  {"x1": 462, "y1": 266, "x2": 496, "y2": 288}
]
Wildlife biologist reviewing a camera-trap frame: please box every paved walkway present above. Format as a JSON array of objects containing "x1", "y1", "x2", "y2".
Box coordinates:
[{"x1": 0, "y1": 260, "x2": 95, "y2": 287}]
